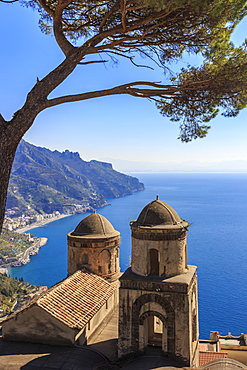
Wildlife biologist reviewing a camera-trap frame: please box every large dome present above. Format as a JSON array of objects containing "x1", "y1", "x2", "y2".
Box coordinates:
[
  {"x1": 71, "y1": 213, "x2": 119, "y2": 238},
  {"x1": 134, "y1": 199, "x2": 186, "y2": 227}
]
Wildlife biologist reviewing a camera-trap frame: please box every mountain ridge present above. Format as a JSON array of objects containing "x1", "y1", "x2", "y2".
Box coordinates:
[{"x1": 6, "y1": 140, "x2": 144, "y2": 217}]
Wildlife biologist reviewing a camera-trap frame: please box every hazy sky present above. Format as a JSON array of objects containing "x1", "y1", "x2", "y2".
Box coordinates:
[{"x1": 1, "y1": 2, "x2": 247, "y2": 169}]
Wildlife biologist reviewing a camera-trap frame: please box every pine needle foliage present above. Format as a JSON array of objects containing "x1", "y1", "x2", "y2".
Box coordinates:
[{"x1": 18, "y1": 0, "x2": 247, "y2": 140}]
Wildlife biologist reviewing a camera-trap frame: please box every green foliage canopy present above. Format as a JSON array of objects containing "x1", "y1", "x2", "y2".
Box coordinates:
[{"x1": 16, "y1": 0, "x2": 247, "y2": 140}]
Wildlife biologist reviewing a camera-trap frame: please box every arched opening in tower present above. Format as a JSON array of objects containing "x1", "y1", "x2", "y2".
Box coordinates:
[
  {"x1": 82, "y1": 253, "x2": 88, "y2": 264},
  {"x1": 139, "y1": 310, "x2": 168, "y2": 352},
  {"x1": 149, "y1": 248, "x2": 159, "y2": 275},
  {"x1": 98, "y1": 249, "x2": 111, "y2": 275}
]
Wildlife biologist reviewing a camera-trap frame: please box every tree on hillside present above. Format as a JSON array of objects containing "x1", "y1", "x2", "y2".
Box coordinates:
[{"x1": 1, "y1": 0, "x2": 247, "y2": 230}]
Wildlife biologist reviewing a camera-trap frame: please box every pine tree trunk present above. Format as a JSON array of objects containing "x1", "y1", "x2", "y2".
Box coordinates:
[
  {"x1": 0, "y1": 114, "x2": 37, "y2": 231},
  {"x1": 0, "y1": 125, "x2": 20, "y2": 231}
]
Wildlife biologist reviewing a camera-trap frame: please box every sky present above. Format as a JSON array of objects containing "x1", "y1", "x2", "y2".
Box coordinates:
[{"x1": 1, "y1": 2, "x2": 247, "y2": 171}]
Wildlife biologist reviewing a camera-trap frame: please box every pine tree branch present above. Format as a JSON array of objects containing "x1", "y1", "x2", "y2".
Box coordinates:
[
  {"x1": 53, "y1": 0, "x2": 76, "y2": 55},
  {"x1": 44, "y1": 81, "x2": 187, "y2": 108}
]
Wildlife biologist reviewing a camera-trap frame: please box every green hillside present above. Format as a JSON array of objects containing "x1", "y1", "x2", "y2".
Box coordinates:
[
  {"x1": 0, "y1": 229, "x2": 33, "y2": 260},
  {"x1": 0, "y1": 273, "x2": 40, "y2": 316},
  {"x1": 6, "y1": 140, "x2": 144, "y2": 217}
]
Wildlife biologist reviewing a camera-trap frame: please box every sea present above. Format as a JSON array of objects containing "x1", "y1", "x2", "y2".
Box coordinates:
[{"x1": 8, "y1": 172, "x2": 247, "y2": 340}]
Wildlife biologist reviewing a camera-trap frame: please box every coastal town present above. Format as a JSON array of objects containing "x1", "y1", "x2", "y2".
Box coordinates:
[
  {"x1": 3, "y1": 205, "x2": 92, "y2": 232},
  {"x1": 3, "y1": 209, "x2": 63, "y2": 232}
]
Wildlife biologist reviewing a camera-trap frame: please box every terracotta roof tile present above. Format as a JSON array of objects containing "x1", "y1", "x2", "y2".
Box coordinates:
[
  {"x1": 199, "y1": 351, "x2": 228, "y2": 366},
  {"x1": 28, "y1": 270, "x2": 115, "y2": 329}
]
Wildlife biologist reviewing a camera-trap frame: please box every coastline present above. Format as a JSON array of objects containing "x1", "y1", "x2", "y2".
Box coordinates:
[
  {"x1": 4, "y1": 212, "x2": 87, "y2": 274},
  {"x1": 39, "y1": 237, "x2": 48, "y2": 247},
  {"x1": 0, "y1": 237, "x2": 48, "y2": 275},
  {"x1": 16, "y1": 213, "x2": 72, "y2": 234}
]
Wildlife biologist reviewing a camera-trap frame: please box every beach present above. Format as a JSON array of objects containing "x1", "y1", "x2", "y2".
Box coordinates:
[{"x1": 16, "y1": 213, "x2": 72, "y2": 234}]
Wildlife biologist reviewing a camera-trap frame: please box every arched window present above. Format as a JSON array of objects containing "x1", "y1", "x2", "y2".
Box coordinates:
[
  {"x1": 98, "y1": 249, "x2": 111, "y2": 275},
  {"x1": 149, "y1": 249, "x2": 159, "y2": 275},
  {"x1": 82, "y1": 253, "x2": 88, "y2": 264}
]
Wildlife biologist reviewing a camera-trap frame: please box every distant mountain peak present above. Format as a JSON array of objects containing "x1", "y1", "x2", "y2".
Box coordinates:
[{"x1": 60, "y1": 149, "x2": 81, "y2": 159}]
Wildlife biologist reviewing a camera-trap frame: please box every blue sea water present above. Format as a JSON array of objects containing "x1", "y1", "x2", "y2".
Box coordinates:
[{"x1": 9, "y1": 173, "x2": 247, "y2": 339}]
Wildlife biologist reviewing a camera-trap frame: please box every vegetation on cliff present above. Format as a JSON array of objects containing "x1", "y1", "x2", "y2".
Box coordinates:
[
  {"x1": 6, "y1": 140, "x2": 144, "y2": 217},
  {"x1": 0, "y1": 229, "x2": 44, "y2": 268},
  {"x1": 0, "y1": 230, "x2": 33, "y2": 259},
  {"x1": 0, "y1": 273, "x2": 40, "y2": 316},
  {"x1": 0, "y1": 231, "x2": 44, "y2": 317}
]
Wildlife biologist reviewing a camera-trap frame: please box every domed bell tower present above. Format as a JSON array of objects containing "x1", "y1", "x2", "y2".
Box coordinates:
[
  {"x1": 118, "y1": 198, "x2": 199, "y2": 367},
  {"x1": 67, "y1": 212, "x2": 120, "y2": 282}
]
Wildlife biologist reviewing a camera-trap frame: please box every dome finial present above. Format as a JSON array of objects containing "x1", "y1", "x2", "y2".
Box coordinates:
[{"x1": 156, "y1": 195, "x2": 159, "y2": 200}]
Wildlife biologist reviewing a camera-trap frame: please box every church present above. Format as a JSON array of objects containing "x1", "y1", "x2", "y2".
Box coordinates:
[{"x1": 1, "y1": 198, "x2": 199, "y2": 368}]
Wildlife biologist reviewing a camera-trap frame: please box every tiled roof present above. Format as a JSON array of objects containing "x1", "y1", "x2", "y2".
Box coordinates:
[
  {"x1": 3, "y1": 270, "x2": 116, "y2": 330},
  {"x1": 36, "y1": 270, "x2": 116, "y2": 329},
  {"x1": 199, "y1": 351, "x2": 228, "y2": 366}
]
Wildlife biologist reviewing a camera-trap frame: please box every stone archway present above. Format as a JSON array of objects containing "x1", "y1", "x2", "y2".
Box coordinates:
[
  {"x1": 139, "y1": 310, "x2": 167, "y2": 352},
  {"x1": 132, "y1": 293, "x2": 175, "y2": 354}
]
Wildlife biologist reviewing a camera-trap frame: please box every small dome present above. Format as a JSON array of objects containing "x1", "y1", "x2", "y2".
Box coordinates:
[
  {"x1": 134, "y1": 199, "x2": 185, "y2": 227},
  {"x1": 71, "y1": 213, "x2": 119, "y2": 238}
]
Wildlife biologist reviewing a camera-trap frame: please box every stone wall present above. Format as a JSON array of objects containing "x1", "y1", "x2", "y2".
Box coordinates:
[{"x1": 118, "y1": 266, "x2": 199, "y2": 367}]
